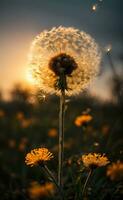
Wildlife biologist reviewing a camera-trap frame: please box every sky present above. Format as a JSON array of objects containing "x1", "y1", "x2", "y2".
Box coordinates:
[{"x1": 0, "y1": 0, "x2": 123, "y2": 100}]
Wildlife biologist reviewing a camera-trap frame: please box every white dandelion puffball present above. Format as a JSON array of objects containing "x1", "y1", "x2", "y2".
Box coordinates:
[{"x1": 28, "y1": 26, "x2": 101, "y2": 96}]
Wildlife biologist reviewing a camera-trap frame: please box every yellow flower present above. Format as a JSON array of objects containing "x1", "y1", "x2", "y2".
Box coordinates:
[
  {"x1": 18, "y1": 143, "x2": 26, "y2": 152},
  {"x1": 16, "y1": 112, "x2": 24, "y2": 120},
  {"x1": 8, "y1": 139, "x2": 16, "y2": 148},
  {"x1": 75, "y1": 114, "x2": 92, "y2": 127},
  {"x1": 0, "y1": 110, "x2": 5, "y2": 118},
  {"x1": 21, "y1": 118, "x2": 33, "y2": 128},
  {"x1": 101, "y1": 124, "x2": 110, "y2": 135},
  {"x1": 25, "y1": 148, "x2": 53, "y2": 167},
  {"x1": 107, "y1": 161, "x2": 123, "y2": 181},
  {"x1": 18, "y1": 137, "x2": 28, "y2": 151},
  {"x1": 28, "y1": 26, "x2": 101, "y2": 96},
  {"x1": 48, "y1": 128, "x2": 58, "y2": 138},
  {"x1": 28, "y1": 182, "x2": 55, "y2": 199},
  {"x1": 82, "y1": 153, "x2": 109, "y2": 169}
]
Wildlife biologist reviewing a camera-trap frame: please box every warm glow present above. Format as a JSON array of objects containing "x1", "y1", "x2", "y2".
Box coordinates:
[
  {"x1": 105, "y1": 44, "x2": 112, "y2": 53},
  {"x1": 0, "y1": 30, "x2": 35, "y2": 98},
  {"x1": 92, "y1": 4, "x2": 97, "y2": 11},
  {"x1": 26, "y1": 69, "x2": 35, "y2": 85}
]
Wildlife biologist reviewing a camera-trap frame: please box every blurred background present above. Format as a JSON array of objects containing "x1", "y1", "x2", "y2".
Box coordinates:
[{"x1": 0, "y1": 0, "x2": 123, "y2": 199}]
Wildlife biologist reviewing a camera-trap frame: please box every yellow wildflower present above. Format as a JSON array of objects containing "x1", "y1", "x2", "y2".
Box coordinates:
[
  {"x1": 107, "y1": 161, "x2": 123, "y2": 181},
  {"x1": 18, "y1": 143, "x2": 26, "y2": 152},
  {"x1": 18, "y1": 137, "x2": 28, "y2": 152},
  {"x1": 16, "y1": 112, "x2": 35, "y2": 128},
  {"x1": 75, "y1": 114, "x2": 92, "y2": 127},
  {"x1": 8, "y1": 139, "x2": 16, "y2": 148},
  {"x1": 28, "y1": 182, "x2": 55, "y2": 199},
  {"x1": 16, "y1": 112, "x2": 24, "y2": 120},
  {"x1": 21, "y1": 137, "x2": 28, "y2": 143},
  {"x1": 25, "y1": 148, "x2": 53, "y2": 167},
  {"x1": 82, "y1": 153, "x2": 109, "y2": 169},
  {"x1": 21, "y1": 118, "x2": 33, "y2": 128},
  {"x1": 101, "y1": 124, "x2": 110, "y2": 135},
  {"x1": 48, "y1": 128, "x2": 58, "y2": 138},
  {"x1": 0, "y1": 110, "x2": 5, "y2": 118}
]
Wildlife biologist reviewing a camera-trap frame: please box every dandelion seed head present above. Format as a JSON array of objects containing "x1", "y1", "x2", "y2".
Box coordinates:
[
  {"x1": 82, "y1": 153, "x2": 109, "y2": 169},
  {"x1": 28, "y1": 26, "x2": 101, "y2": 96},
  {"x1": 25, "y1": 148, "x2": 53, "y2": 167},
  {"x1": 49, "y1": 53, "x2": 77, "y2": 76}
]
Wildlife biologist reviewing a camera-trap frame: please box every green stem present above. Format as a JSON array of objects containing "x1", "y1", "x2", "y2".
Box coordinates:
[
  {"x1": 82, "y1": 169, "x2": 92, "y2": 197},
  {"x1": 58, "y1": 90, "x2": 65, "y2": 188},
  {"x1": 43, "y1": 165, "x2": 64, "y2": 199}
]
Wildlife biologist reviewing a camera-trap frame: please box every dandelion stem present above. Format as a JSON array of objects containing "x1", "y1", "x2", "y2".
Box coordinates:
[
  {"x1": 58, "y1": 84, "x2": 65, "y2": 188},
  {"x1": 43, "y1": 165, "x2": 64, "y2": 199},
  {"x1": 82, "y1": 169, "x2": 93, "y2": 197}
]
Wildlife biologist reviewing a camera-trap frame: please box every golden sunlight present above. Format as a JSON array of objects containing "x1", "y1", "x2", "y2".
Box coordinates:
[{"x1": 25, "y1": 69, "x2": 35, "y2": 85}]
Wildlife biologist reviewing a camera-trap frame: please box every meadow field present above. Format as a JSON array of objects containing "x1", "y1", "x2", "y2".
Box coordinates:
[{"x1": 0, "y1": 75, "x2": 123, "y2": 199}]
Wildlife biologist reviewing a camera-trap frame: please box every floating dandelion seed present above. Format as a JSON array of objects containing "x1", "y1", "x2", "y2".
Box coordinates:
[
  {"x1": 91, "y1": 0, "x2": 103, "y2": 13},
  {"x1": 92, "y1": 4, "x2": 98, "y2": 11},
  {"x1": 28, "y1": 26, "x2": 101, "y2": 96},
  {"x1": 38, "y1": 91, "x2": 47, "y2": 101},
  {"x1": 93, "y1": 142, "x2": 99, "y2": 147},
  {"x1": 41, "y1": 94, "x2": 46, "y2": 101},
  {"x1": 105, "y1": 44, "x2": 112, "y2": 53}
]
